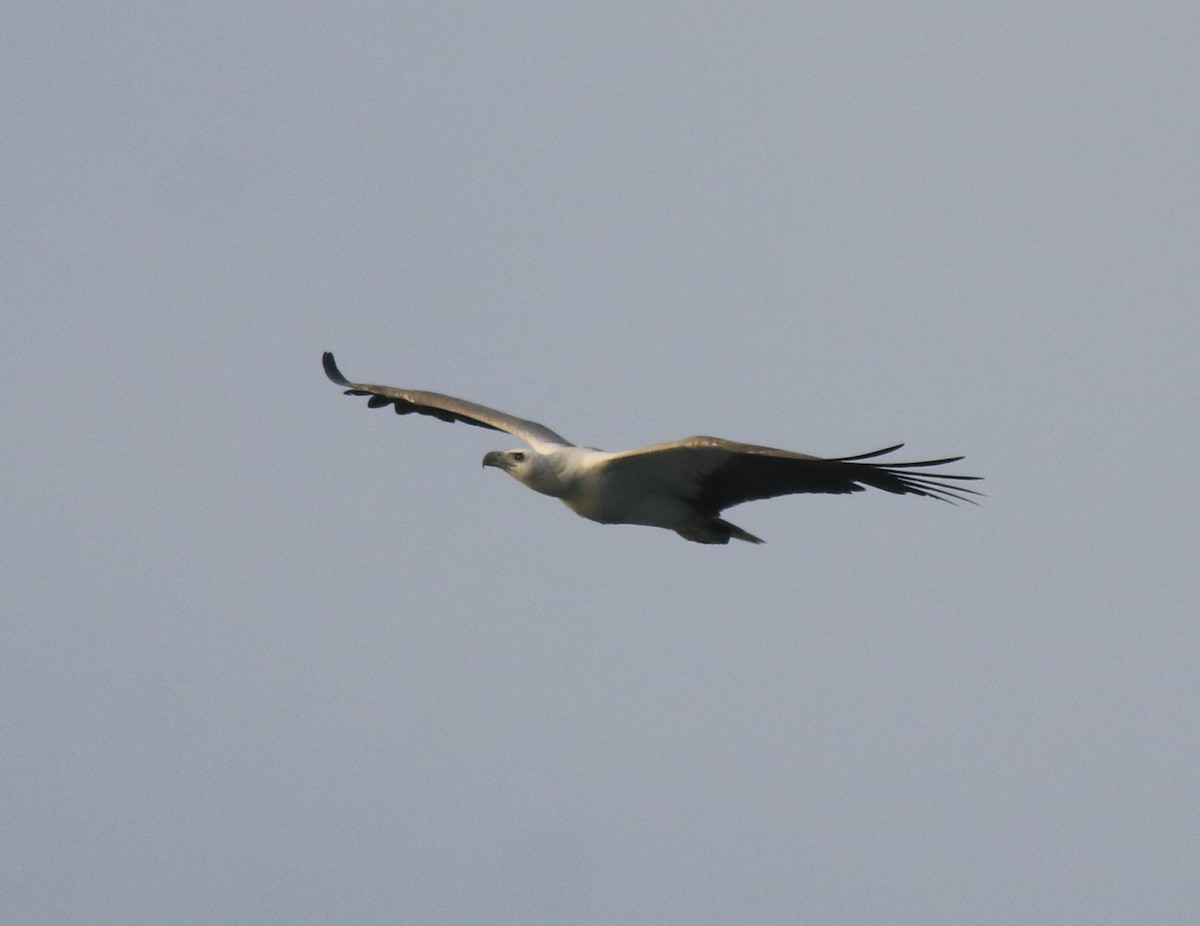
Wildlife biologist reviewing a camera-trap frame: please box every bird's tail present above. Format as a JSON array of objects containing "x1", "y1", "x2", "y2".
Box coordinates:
[
  {"x1": 676, "y1": 518, "x2": 764, "y2": 544},
  {"x1": 725, "y1": 521, "x2": 765, "y2": 544}
]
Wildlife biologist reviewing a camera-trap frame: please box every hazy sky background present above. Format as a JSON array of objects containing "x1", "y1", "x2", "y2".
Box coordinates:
[{"x1": 4, "y1": 3, "x2": 1198, "y2": 923}]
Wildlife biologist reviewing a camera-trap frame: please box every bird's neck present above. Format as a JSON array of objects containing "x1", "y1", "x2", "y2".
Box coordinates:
[{"x1": 515, "y1": 447, "x2": 597, "y2": 498}]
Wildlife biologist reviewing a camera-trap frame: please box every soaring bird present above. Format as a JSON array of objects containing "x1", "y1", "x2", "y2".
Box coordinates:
[{"x1": 323, "y1": 352, "x2": 980, "y2": 544}]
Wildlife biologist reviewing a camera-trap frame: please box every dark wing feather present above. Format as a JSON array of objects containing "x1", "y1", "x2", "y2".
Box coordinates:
[
  {"x1": 693, "y1": 441, "x2": 982, "y2": 513},
  {"x1": 322, "y1": 352, "x2": 573, "y2": 449},
  {"x1": 603, "y1": 436, "x2": 981, "y2": 515}
]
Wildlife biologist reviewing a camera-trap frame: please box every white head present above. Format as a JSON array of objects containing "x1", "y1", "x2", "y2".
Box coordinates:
[{"x1": 481, "y1": 449, "x2": 566, "y2": 497}]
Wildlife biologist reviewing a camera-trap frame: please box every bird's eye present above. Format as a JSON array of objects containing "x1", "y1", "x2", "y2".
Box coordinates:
[{"x1": 511, "y1": 452, "x2": 525, "y2": 462}]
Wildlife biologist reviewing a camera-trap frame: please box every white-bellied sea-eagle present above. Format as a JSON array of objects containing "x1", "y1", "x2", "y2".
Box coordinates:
[{"x1": 323, "y1": 352, "x2": 981, "y2": 544}]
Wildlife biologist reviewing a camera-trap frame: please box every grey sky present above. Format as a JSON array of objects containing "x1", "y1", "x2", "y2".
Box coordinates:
[{"x1": 4, "y1": 2, "x2": 1198, "y2": 924}]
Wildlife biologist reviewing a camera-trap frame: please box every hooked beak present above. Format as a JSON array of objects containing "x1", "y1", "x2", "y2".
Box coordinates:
[{"x1": 482, "y1": 451, "x2": 505, "y2": 470}]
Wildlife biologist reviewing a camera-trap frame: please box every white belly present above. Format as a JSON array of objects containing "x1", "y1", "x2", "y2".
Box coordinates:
[{"x1": 560, "y1": 483, "x2": 693, "y2": 529}]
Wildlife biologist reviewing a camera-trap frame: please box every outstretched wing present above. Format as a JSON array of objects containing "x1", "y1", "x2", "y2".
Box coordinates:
[
  {"x1": 322, "y1": 353, "x2": 574, "y2": 450},
  {"x1": 603, "y1": 436, "x2": 982, "y2": 513}
]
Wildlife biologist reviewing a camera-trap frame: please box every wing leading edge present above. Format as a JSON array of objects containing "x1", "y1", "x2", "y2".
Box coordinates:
[{"x1": 322, "y1": 352, "x2": 573, "y2": 449}]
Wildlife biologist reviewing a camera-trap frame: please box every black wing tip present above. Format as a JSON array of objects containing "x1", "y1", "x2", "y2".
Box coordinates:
[
  {"x1": 913, "y1": 481, "x2": 986, "y2": 505},
  {"x1": 883, "y1": 467, "x2": 987, "y2": 505},
  {"x1": 835, "y1": 443, "x2": 906, "y2": 462},
  {"x1": 834, "y1": 444, "x2": 984, "y2": 504},
  {"x1": 322, "y1": 351, "x2": 351, "y2": 386}
]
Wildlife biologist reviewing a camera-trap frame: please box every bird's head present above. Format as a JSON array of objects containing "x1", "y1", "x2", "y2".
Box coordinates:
[
  {"x1": 482, "y1": 448, "x2": 563, "y2": 497},
  {"x1": 482, "y1": 448, "x2": 527, "y2": 473}
]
